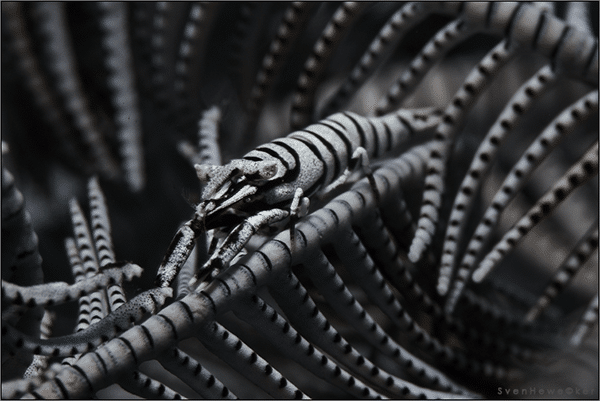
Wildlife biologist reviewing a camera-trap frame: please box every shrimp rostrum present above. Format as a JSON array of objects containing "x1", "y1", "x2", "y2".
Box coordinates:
[{"x1": 155, "y1": 108, "x2": 441, "y2": 290}]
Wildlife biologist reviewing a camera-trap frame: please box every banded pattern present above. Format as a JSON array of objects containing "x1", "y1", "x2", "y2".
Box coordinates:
[
  {"x1": 1, "y1": 166, "x2": 44, "y2": 285},
  {"x1": 322, "y1": 2, "x2": 435, "y2": 118},
  {"x1": 299, "y1": 251, "x2": 472, "y2": 394},
  {"x1": 409, "y1": 39, "x2": 517, "y2": 263},
  {"x1": 31, "y1": 2, "x2": 120, "y2": 181},
  {"x1": 246, "y1": 2, "x2": 316, "y2": 138},
  {"x1": 154, "y1": 106, "x2": 441, "y2": 290},
  {"x1": 408, "y1": 1, "x2": 598, "y2": 264},
  {"x1": 16, "y1": 146, "x2": 461, "y2": 396},
  {"x1": 69, "y1": 199, "x2": 109, "y2": 325},
  {"x1": 178, "y1": 106, "x2": 223, "y2": 167},
  {"x1": 2, "y1": 176, "x2": 179, "y2": 399},
  {"x1": 2, "y1": 172, "x2": 187, "y2": 401},
  {"x1": 149, "y1": 2, "x2": 172, "y2": 107},
  {"x1": 2, "y1": 3, "x2": 153, "y2": 191},
  {"x1": 1, "y1": 163, "x2": 46, "y2": 380},
  {"x1": 173, "y1": 2, "x2": 218, "y2": 122},
  {"x1": 173, "y1": 243, "x2": 198, "y2": 300},
  {"x1": 97, "y1": 2, "x2": 145, "y2": 192},
  {"x1": 1, "y1": 3, "x2": 85, "y2": 172},
  {"x1": 2, "y1": 2, "x2": 597, "y2": 399},
  {"x1": 116, "y1": 369, "x2": 185, "y2": 399},
  {"x1": 269, "y1": 268, "x2": 472, "y2": 399},
  {"x1": 14, "y1": 136, "x2": 593, "y2": 398},
  {"x1": 2, "y1": 287, "x2": 172, "y2": 357},
  {"x1": 1, "y1": 264, "x2": 141, "y2": 309},
  {"x1": 88, "y1": 177, "x2": 128, "y2": 311},
  {"x1": 22, "y1": 310, "x2": 54, "y2": 379},
  {"x1": 243, "y1": 108, "x2": 440, "y2": 201},
  {"x1": 374, "y1": 16, "x2": 473, "y2": 116},
  {"x1": 570, "y1": 294, "x2": 599, "y2": 347},
  {"x1": 525, "y1": 225, "x2": 599, "y2": 322},
  {"x1": 232, "y1": 293, "x2": 388, "y2": 399},
  {"x1": 354, "y1": 208, "x2": 532, "y2": 362},
  {"x1": 60, "y1": 238, "x2": 92, "y2": 369},
  {"x1": 290, "y1": 2, "x2": 367, "y2": 129},
  {"x1": 1, "y1": 363, "x2": 63, "y2": 399},
  {"x1": 64, "y1": 238, "x2": 93, "y2": 334},
  {"x1": 437, "y1": 64, "x2": 559, "y2": 300},
  {"x1": 197, "y1": 322, "x2": 308, "y2": 399},
  {"x1": 227, "y1": 3, "x2": 273, "y2": 108},
  {"x1": 333, "y1": 227, "x2": 518, "y2": 379},
  {"x1": 157, "y1": 347, "x2": 235, "y2": 399},
  {"x1": 473, "y1": 141, "x2": 598, "y2": 282},
  {"x1": 443, "y1": 90, "x2": 598, "y2": 312}
]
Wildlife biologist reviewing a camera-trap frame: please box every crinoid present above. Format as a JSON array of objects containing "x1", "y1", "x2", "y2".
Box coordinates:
[{"x1": 2, "y1": 2, "x2": 598, "y2": 399}]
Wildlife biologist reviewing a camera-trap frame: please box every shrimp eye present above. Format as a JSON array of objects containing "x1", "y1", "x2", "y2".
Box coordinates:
[{"x1": 258, "y1": 161, "x2": 278, "y2": 179}]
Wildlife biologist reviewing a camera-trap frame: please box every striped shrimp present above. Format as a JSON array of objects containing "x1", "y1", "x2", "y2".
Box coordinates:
[{"x1": 155, "y1": 108, "x2": 441, "y2": 289}]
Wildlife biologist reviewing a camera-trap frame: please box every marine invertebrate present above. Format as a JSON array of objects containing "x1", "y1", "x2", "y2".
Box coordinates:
[
  {"x1": 2, "y1": 2, "x2": 598, "y2": 399},
  {"x1": 157, "y1": 107, "x2": 441, "y2": 290}
]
